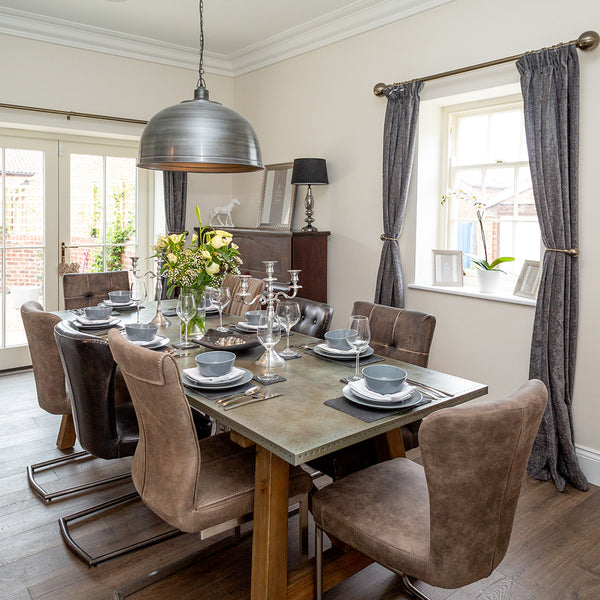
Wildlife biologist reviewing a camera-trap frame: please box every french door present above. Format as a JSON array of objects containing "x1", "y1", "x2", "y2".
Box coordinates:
[{"x1": 0, "y1": 133, "x2": 149, "y2": 370}]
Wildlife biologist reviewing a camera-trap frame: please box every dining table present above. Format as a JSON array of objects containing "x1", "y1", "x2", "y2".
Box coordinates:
[{"x1": 57, "y1": 299, "x2": 488, "y2": 600}]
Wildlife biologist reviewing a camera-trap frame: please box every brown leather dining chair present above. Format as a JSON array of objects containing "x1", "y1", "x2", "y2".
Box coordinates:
[
  {"x1": 309, "y1": 301, "x2": 436, "y2": 479},
  {"x1": 291, "y1": 297, "x2": 334, "y2": 339},
  {"x1": 107, "y1": 330, "x2": 313, "y2": 597},
  {"x1": 312, "y1": 380, "x2": 548, "y2": 600},
  {"x1": 54, "y1": 321, "x2": 211, "y2": 566},
  {"x1": 62, "y1": 270, "x2": 130, "y2": 309}
]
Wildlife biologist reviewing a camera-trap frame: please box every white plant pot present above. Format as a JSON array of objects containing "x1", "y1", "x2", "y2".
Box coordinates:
[{"x1": 477, "y1": 270, "x2": 501, "y2": 294}]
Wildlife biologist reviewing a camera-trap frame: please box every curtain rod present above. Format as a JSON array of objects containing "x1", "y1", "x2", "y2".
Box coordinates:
[
  {"x1": 373, "y1": 30, "x2": 599, "y2": 97},
  {"x1": 0, "y1": 102, "x2": 147, "y2": 125}
]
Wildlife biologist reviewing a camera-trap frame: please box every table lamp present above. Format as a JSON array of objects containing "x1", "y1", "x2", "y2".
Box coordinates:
[{"x1": 291, "y1": 158, "x2": 328, "y2": 232}]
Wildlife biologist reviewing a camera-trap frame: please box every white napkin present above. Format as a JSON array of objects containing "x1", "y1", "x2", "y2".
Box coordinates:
[
  {"x1": 316, "y1": 343, "x2": 357, "y2": 355},
  {"x1": 237, "y1": 321, "x2": 258, "y2": 330},
  {"x1": 104, "y1": 299, "x2": 135, "y2": 307},
  {"x1": 349, "y1": 379, "x2": 415, "y2": 403},
  {"x1": 183, "y1": 366, "x2": 244, "y2": 384},
  {"x1": 127, "y1": 335, "x2": 162, "y2": 346},
  {"x1": 76, "y1": 315, "x2": 114, "y2": 325}
]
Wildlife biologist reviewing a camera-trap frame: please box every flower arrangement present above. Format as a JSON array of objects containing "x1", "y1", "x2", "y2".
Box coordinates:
[
  {"x1": 441, "y1": 190, "x2": 515, "y2": 272},
  {"x1": 154, "y1": 206, "x2": 241, "y2": 296}
]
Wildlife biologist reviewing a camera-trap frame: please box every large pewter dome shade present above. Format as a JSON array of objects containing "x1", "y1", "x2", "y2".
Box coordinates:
[{"x1": 137, "y1": 89, "x2": 263, "y2": 173}]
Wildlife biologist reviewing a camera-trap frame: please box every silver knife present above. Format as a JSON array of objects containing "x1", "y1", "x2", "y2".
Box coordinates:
[{"x1": 223, "y1": 393, "x2": 282, "y2": 410}]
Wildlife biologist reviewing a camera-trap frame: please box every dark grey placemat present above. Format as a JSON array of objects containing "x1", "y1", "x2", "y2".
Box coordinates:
[
  {"x1": 304, "y1": 348, "x2": 385, "y2": 368},
  {"x1": 281, "y1": 353, "x2": 302, "y2": 361},
  {"x1": 253, "y1": 374, "x2": 286, "y2": 385},
  {"x1": 183, "y1": 380, "x2": 256, "y2": 400},
  {"x1": 324, "y1": 395, "x2": 432, "y2": 422}
]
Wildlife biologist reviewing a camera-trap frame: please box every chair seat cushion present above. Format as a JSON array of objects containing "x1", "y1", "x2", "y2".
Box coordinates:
[
  {"x1": 312, "y1": 457, "x2": 430, "y2": 579},
  {"x1": 184, "y1": 433, "x2": 312, "y2": 532}
]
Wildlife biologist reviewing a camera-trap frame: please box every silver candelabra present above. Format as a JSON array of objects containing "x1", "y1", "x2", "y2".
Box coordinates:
[
  {"x1": 238, "y1": 261, "x2": 301, "y2": 368},
  {"x1": 130, "y1": 256, "x2": 171, "y2": 328}
]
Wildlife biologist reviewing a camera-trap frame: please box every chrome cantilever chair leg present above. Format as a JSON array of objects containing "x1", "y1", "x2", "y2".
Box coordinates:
[
  {"x1": 400, "y1": 574, "x2": 431, "y2": 600},
  {"x1": 28, "y1": 450, "x2": 131, "y2": 502},
  {"x1": 59, "y1": 491, "x2": 182, "y2": 567},
  {"x1": 315, "y1": 525, "x2": 323, "y2": 600}
]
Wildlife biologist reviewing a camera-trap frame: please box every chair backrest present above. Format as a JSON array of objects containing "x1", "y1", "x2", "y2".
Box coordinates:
[
  {"x1": 54, "y1": 321, "x2": 135, "y2": 459},
  {"x1": 291, "y1": 297, "x2": 333, "y2": 339},
  {"x1": 352, "y1": 301, "x2": 436, "y2": 367},
  {"x1": 107, "y1": 330, "x2": 201, "y2": 529},
  {"x1": 225, "y1": 275, "x2": 266, "y2": 317},
  {"x1": 420, "y1": 379, "x2": 547, "y2": 588},
  {"x1": 20, "y1": 301, "x2": 70, "y2": 416},
  {"x1": 63, "y1": 271, "x2": 131, "y2": 309}
]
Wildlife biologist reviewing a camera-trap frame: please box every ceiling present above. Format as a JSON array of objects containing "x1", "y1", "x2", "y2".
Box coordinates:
[{"x1": 0, "y1": 0, "x2": 453, "y2": 76}]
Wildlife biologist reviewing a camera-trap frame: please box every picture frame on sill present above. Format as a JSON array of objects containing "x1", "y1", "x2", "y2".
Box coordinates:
[
  {"x1": 256, "y1": 162, "x2": 297, "y2": 231},
  {"x1": 513, "y1": 260, "x2": 541, "y2": 299},
  {"x1": 432, "y1": 250, "x2": 463, "y2": 287}
]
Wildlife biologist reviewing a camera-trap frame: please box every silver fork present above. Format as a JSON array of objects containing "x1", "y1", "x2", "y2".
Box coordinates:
[{"x1": 218, "y1": 386, "x2": 263, "y2": 406}]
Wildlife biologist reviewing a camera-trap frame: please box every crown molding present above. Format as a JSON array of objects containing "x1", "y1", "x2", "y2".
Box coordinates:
[{"x1": 0, "y1": 0, "x2": 453, "y2": 78}]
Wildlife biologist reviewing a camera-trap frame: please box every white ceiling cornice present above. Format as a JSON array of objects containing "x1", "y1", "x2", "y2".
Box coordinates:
[{"x1": 0, "y1": 0, "x2": 453, "y2": 77}]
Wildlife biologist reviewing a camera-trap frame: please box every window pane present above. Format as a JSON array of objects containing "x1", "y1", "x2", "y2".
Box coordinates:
[
  {"x1": 517, "y1": 167, "x2": 536, "y2": 217},
  {"x1": 5, "y1": 248, "x2": 43, "y2": 347},
  {"x1": 4, "y1": 149, "x2": 44, "y2": 247},
  {"x1": 451, "y1": 170, "x2": 482, "y2": 219},
  {"x1": 489, "y1": 110, "x2": 521, "y2": 162},
  {"x1": 484, "y1": 168, "x2": 514, "y2": 219},
  {"x1": 515, "y1": 222, "x2": 541, "y2": 261},
  {"x1": 106, "y1": 157, "x2": 136, "y2": 253},
  {"x1": 70, "y1": 154, "x2": 104, "y2": 245},
  {"x1": 69, "y1": 246, "x2": 103, "y2": 273},
  {"x1": 455, "y1": 114, "x2": 488, "y2": 165}
]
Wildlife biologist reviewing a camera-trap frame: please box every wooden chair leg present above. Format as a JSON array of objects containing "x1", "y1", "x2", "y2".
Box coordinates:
[
  {"x1": 56, "y1": 414, "x2": 76, "y2": 450},
  {"x1": 299, "y1": 495, "x2": 309, "y2": 558}
]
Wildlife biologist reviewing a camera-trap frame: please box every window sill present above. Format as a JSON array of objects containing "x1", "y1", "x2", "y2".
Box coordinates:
[{"x1": 408, "y1": 283, "x2": 537, "y2": 307}]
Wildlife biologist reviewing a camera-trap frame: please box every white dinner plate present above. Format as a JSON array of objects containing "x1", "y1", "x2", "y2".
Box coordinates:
[
  {"x1": 181, "y1": 368, "x2": 253, "y2": 390},
  {"x1": 342, "y1": 385, "x2": 423, "y2": 410},
  {"x1": 313, "y1": 345, "x2": 374, "y2": 361},
  {"x1": 102, "y1": 299, "x2": 136, "y2": 308},
  {"x1": 181, "y1": 366, "x2": 245, "y2": 386},
  {"x1": 73, "y1": 317, "x2": 121, "y2": 329},
  {"x1": 347, "y1": 380, "x2": 416, "y2": 405},
  {"x1": 120, "y1": 331, "x2": 170, "y2": 349}
]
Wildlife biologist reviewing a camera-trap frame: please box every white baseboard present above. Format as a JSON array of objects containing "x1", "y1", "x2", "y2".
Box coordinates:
[{"x1": 576, "y1": 445, "x2": 600, "y2": 487}]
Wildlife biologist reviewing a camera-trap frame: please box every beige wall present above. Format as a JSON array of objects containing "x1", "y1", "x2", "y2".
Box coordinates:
[{"x1": 226, "y1": 0, "x2": 600, "y2": 470}]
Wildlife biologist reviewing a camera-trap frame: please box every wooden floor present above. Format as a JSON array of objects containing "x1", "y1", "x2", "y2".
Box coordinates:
[{"x1": 2, "y1": 370, "x2": 600, "y2": 600}]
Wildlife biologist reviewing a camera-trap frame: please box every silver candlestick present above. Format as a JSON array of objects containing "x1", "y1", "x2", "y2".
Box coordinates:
[
  {"x1": 130, "y1": 256, "x2": 171, "y2": 328},
  {"x1": 238, "y1": 261, "x2": 301, "y2": 368}
]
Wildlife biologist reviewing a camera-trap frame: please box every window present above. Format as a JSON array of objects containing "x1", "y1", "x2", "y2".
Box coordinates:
[{"x1": 442, "y1": 99, "x2": 540, "y2": 280}]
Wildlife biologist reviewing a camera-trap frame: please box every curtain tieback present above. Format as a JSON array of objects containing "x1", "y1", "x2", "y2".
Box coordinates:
[
  {"x1": 380, "y1": 234, "x2": 400, "y2": 242},
  {"x1": 546, "y1": 247, "x2": 580, "y2": 257}
]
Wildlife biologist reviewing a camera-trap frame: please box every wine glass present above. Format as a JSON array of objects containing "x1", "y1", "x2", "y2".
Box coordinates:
[
  {"x1": 209, "y1": 287, "x2": 231, "y2": 333},
  {"x1": 346, "y1": 315, "x2": 371, "y2": 382},
  {"x1": 276, "y1": 300, "x2": 301, "y2": 358},
  {"x1": 257, "y1": 314, "x2": 282, "y2": 382},
  {"x1": 174, "y1": 292, "x2": 196, "y2": 351},
  {"x1": 130, "y1": 279, "x2": 147, "y2": 324}
]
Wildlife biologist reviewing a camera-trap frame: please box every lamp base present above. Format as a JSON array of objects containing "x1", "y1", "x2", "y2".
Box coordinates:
[{"x1": 301, "y1": 224, "x2": 318, "y2": 232}]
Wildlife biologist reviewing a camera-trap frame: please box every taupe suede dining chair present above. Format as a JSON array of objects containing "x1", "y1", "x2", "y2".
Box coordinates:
[
  {"x1": 311, "y1": 380, "x2": 548, "y2": 600},
  {"x1": 62, "y1": 270, "x2": 130, "y2": 309},
  {"x1": 225, "y1": 274, "x2": 266, "y2": 317},
  {"x1": 308, "y1": 301, "x2": 436, "y2": 479},
  {"x1": 107, "y1": 329, "x2": 313, "y2": 595}
]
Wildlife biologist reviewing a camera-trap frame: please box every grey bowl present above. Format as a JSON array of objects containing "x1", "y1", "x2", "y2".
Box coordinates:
[
  {"x1": 108, "y1": 290, "x2": 131, "y2": 304},
  {"x1": 83, "y1": 306, "x2": 112, "y2": 321},
  {"x1": 245, "y1": 310, "x2": 266, "y2": 325},
  {"x1": 324, "y1": 329, "x2": 356, "y2": 351},
  {"x1": 362, "y1": 365, "x2": 407, "y2": 395},
  {"x1": 125, "y1": 323, "x2": 158, "y2": 341},
  {"x1": 195, "y1": 351, "x2": 236, "y2": 377}
]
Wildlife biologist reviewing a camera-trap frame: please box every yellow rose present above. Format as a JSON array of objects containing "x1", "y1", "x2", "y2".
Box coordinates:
[
  {"x1": 191, "y1": 234, "x2": 198, "y2": 244},
  {"x1": 200, "y1": 249, "x2": 212, "y2": 260},
  {"x1": 167, "y1": 253, "x2": 177, "y2": 264},
  {"x1": 211, "y1": 235, "x2": 225, "y2": 249},
  {"x1": 214, "y1": 230, "x2": 233, "y2": 239},
  {"x1": 155, "y1": 236, "x2": 167, "y2": 249},
  {"x1": 206, "y1": 262, "x2": 220, "y2": 275}
]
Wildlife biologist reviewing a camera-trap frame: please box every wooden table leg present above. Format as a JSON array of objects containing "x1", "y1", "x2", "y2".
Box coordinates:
[
  {"x1": 373, "y1": 427, "x2": 406, "y2": 462},
  {"x1": 251, "y1": 446, "x2": 290, "y2": 600},
  {"x1": 56, "y1": 414, "x2": 76, "y2": 450}
]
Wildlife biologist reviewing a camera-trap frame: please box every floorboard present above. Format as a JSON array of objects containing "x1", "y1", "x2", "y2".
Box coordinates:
[{"x1": 1, "y1": 371, "x2": 599, "y2": 599}]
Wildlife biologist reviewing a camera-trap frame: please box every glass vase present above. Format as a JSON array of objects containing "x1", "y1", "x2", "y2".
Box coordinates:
[{"x1": 181, "y1": 288, "x2": 206, "y2": 337}]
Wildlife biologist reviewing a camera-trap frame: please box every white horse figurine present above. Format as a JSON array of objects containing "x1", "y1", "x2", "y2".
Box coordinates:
[{"x1": 210, "y1": 198, "x2": 240, "y2": 227}]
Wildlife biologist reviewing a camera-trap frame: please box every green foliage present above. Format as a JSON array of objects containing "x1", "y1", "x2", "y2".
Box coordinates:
[{"x1": 470, "y1": 256, "x2": 515, "y2": 272}]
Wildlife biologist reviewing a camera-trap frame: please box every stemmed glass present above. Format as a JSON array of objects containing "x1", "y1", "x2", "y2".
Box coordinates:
[
  {"x1": 209, "y1": 287, "x2": 231, "y2": 333},
  {"x1": 174, "y1": 292, "x2": 196, "y2": 351},
  {"x1": 257, "y1": 314, "x2": 281, "y2": 382},
  {"x1": 130, "y1": 279, "x2": 147, "y2": 324},
  {"x1": 346, "y1": 315, "x2": 371, "y2": 382},
  {"x1": 276, "y1": 300, "x2": 301, "y2": 358}
]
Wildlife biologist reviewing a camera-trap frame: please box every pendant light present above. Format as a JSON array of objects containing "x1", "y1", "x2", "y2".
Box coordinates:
[{"x1": 137, "y1": 0, "x2": 263, "y2": 173}]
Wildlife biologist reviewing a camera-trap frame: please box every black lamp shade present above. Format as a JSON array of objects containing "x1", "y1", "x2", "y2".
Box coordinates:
[{"x1": 291, "y1": 158, "x2": 328, "y2": 185}]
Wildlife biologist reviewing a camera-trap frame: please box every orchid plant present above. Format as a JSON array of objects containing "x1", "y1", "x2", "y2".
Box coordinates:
[{"x1": 441, "y1": 190, "x2": 515, "y2": 272}]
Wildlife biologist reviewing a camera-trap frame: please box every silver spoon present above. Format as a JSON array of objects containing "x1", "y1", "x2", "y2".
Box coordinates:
[{"x1": 218, "y1": 386, "x2": 262, "y2": 406}]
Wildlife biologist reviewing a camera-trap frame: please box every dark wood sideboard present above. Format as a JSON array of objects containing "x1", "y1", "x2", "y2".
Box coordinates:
[{"x1": 195, "y1": 228, "x2": 330, "y2": 303}]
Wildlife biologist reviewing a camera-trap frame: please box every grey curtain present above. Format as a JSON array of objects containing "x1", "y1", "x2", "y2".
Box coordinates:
[
  {"x1": 517, "y1": 45, "x2": 587, "y2": 492},
  {"x1": 163, "y1": 171, "x2": 187, "y2": 234},
  {"x1": 374, "y1": 80, "x2": 423, "y2": 308}
]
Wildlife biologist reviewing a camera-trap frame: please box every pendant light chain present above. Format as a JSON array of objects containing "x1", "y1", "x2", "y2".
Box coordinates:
[{"x1": 197, "y1": 0, "x2": 206, "y2": 88}]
